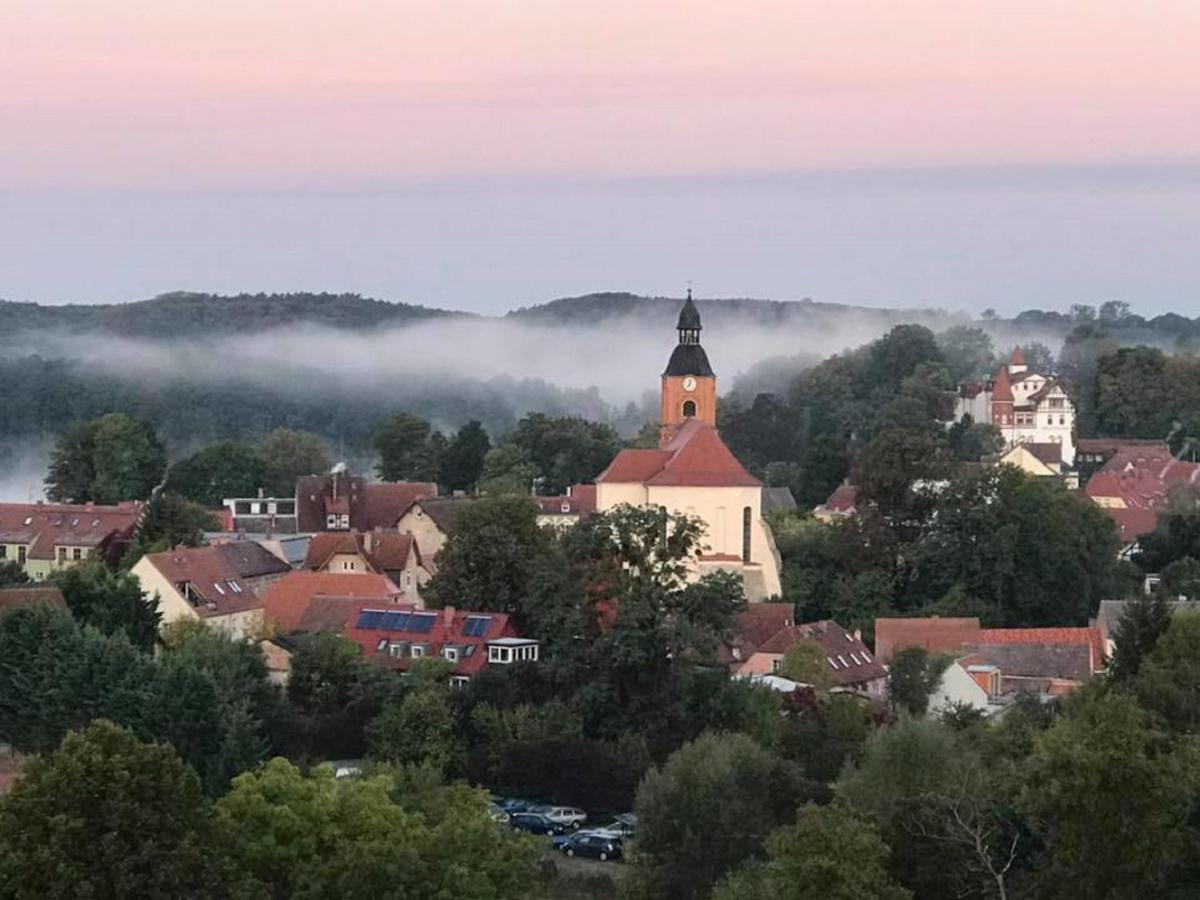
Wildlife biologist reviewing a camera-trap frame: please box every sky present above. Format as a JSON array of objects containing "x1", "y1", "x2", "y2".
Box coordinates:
[{"x1": 4, "y1": 1, "x2": 1200, "y2": 314}]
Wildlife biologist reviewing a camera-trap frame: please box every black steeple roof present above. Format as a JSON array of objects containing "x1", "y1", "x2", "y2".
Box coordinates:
[{"x1": 663, "y1": 290, "x2": 714, "y2": 377}]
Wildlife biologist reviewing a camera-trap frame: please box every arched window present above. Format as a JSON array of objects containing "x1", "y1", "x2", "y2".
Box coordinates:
[
  {"x1": 742, "y1": 506, "x2": 752, "y2": 563},
  {"x1": 682, "y1": 400, "x2": 697, "y2": 418}
]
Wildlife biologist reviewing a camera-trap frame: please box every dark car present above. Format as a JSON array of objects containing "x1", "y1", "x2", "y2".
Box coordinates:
[
  {"x1": 509, "y1": 812, "x2": 568, "y2": 835},
  {"x1": 557, "y1": 831, "x2": 623, "y2": 862}
]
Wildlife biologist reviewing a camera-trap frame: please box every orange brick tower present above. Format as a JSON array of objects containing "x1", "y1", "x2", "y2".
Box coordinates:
[{"x1": 660, "y1": 289, "x2": 717, "y2": 444}]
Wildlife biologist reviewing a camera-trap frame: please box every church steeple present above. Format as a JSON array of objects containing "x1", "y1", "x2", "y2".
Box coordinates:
[{"x1": 660, "y1": 290, "x2": 717, "y2": 441}]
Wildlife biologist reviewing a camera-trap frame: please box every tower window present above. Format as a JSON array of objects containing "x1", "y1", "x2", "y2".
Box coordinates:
[
  {"x1": 682, "y1": 400, "x2": 697, "y2": 418},
  {"x1": 742, "y1": 507, "x2": 752, "y2": 563}
]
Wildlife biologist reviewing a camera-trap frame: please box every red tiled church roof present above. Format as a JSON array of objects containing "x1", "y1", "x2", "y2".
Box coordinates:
[{"x1": 597, "y1": 420, "x2": 759, "y2": 488}]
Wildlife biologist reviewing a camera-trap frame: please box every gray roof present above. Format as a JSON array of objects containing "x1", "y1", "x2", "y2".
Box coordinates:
[
  {"x1": 961, "y1": 642, "x2": 1092, "y2": 682},
  {"x1": 663, "y1": 343, "x2": 714, "y2": 377},
  {"x1": 676, "y1": 295, "x2": 702, "y2": 331},
  {"x1": 762, "y1": 487, "x2": 797, "y2": 514},
  {"x1": 1094, "y1": 598, "x2": 1200, "y2": 640}
]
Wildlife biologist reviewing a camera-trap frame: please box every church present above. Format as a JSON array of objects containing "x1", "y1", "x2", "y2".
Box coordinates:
[{"x1": 595, "y1": 293, "x2": 783, "y2": 601}]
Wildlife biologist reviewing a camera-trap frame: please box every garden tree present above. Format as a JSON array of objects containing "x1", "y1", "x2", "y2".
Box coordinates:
[
  {"x1": 780, "y1": 642, "x2": 832, "y2": 690},
  {"x1": 888, "y1": 647, "x2": 950, "y2": 716},
  {"x1": 714, "y1": 803, "x2": 911, "y2": 900},
  {"x1": 1132, "y1": 613, "x2": 1200, "y2": 732},
  {"x1": 1134, "y1": 489, "x2": 1200, "y2": 573},
  {"x1": 861, "y1": 324, "x2": 945, "y2": 392},
  {"x1": 373, "y1": 411, "x2": 442, "y2": 482},
  {"x1": 425, "y1": 496, "x2": 552, "y2": 618},
  {"x1": 852, "y1": 428, "x2": 956, "y2": 523},
  {"x1": 1018, "y1": 687, "x2": 1198, "y2": 899},
  {"x1": 838, "y1": 718, "x2": 1022, "y2": 900},
  {"x1": 122, "y1": 491, "x2": 219, "y2": 567},
  {"x1": 905, "y1": 466, "x2": 1120, "y2": 626},
  {"x1": 1094, "y1": 346, "x2": 1175, "y2": 438},
  {"x1": 550, "y1": 507, "x2": 746, "y2": 744},
  {"x1": 165, "y1": 441, "x2": 286, "y2": 507},
  {"x1": 936, "y1": 325, "x2": 995, "y2": 382},
  {"x1": 1160, "y1": 556, "x2": 1200, "y2": 599},
  {"x1": 214, "y1": 758, "x2": 540, "y2": 900},
  {"x1": 258, "y1": 428, "x2": 331, "y2": 485},
  {"x1": 626, "y1": 732, "x2": 820, "y2": 900},
  {"x1": 0, "y1": 721, "x2": 231, "y2": 900},
  {"x1": 1056, "y1": 323, "x2": 1118, "y2": 434},
  {"x1": 946, "y1": 414, "x2": 1004, "y2": 461},
  {"x1": 776, "y1": 690, "x2": 879, "y2": 784},
  {"x1": 281, "y1": 632, "x2": 399, "y2": 761},
  {"x1": 477, "y1": 443, "x2": 539, "y2": 495},
  {"x1": 51, "y1": 562, "x2": 161, "y2": 651},
  {"x1": 44, "y1": 413, "x2": 166, "y2": 503},
  {"x1": 437, "y1": 419, "x2": 491, "y2": 492},
  {"x1": 367, "y1": 661, "x2": 461, "y2": 775},
  {"x1": 506, "y1": 412, "x2": 623, "y2": 494},
  {"x1": 0, "y1": 560, "x2": 29, "y2": 587},
  {"x1": 1108, "y1": 591, "x2": 1173, "y2": 682}
]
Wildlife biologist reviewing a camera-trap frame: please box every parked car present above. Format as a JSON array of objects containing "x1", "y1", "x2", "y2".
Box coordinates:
[
  {"x1": 589, "y1": 813, "x2": 637, "y2": 839},
  {"x1": 540, "y1": 806, "x2": 587, "y2": 829},
  {"x1": 509, "y1": 812, "x2": 569, "y2": 836},
  {"x1": 557, "y1": 831, "x2": 623, "y2": 862},
  {"x1": 487, "y1": 803, "x2": 510, "y2": 824},
  {"x1": 494, "y1": 797, "x2": 538, "y2": 815}
]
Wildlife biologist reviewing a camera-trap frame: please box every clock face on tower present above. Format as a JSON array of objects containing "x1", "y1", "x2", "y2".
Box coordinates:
[{"x1": 682, "y1": 376, "x2": 697, "y2": 391}]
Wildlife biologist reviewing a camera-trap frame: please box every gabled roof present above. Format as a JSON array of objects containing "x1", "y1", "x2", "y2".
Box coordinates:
[
  {"x1": 721, "y1": 602, "x2": 795, "y2": 663},
  {"x1": 535, "y1": 485, "x2": 598, "y2": 517},
  {"x1": 399, "y1": 497, "x2": 473, "y2": 534},
  {"x1": 979, "y1": 626, "x2": 1105, "y2": 671},
  {"x1": 0, "y1": 585, "x2": 67, "y2": 615},
  {"x1": 263, "y1": 571, "x2": 401, "y2": 632},
  {"x1": 343, "y1": 602, "x2": 521, "y2": 676},
  {"x1": 821, "y1": 483, "x2": 859, "y2": 513},
  {"x1": 597, "y1": 420, "x2": 759, "y2": 488},
  {"x1": 143, "y1": 543, "x2": 291, "y2": 618},
  {"x1": 304, "y1": 531, "x2": 420, "y2": 574},
  {"x1": 1085, "y1": 445, "x2": 1200, "y2": 543},
  {"x1": 0, "y1": 501, "x2": 142, "y2": 561},
  {"x1": 874, "y1": 616, "x2": 982, "y2": 664},
  {"x1": 751, "y1": 619, "x2": 887, "y2": 688},
  {"x1": 295, "y1": 471, "x2": 437, "y2": 532},
  {"x1": 960, "y1": 643, "x2": 1093, "y2": 683}
]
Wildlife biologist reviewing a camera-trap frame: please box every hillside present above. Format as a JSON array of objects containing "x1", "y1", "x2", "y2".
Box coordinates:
[{"x1": 0, "y1": 291, "x2": 464, "y2": 337}]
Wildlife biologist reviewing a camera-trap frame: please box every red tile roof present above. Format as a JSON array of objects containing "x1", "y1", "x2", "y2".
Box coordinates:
[
  {"x1": 874, "y1": 617, "x2": 982, "y2": 664},
  {"x1": 342, "y1": 602, "x2": 523, "y2": 677},
  {"x1": 0, "y1": 585, "x2": 67, "y2": 615},
  {"x1": 752, "y1": 619, "x2": 888, "y2": 689},
  {"x1": 821, "y1": 483, "x2": 859, "y2": 513},
  {"x1": 143, "y1": 543, "x2": 291, "y2": 618},
  {"x1": 295, "y1": 471, "x2": 437, "y2": 532},
  {"x1": 1010, "y1": 346, "x2": 1027, "y2": 366},
  {"x1": 991, "y1": 365, "x2": 1013, "y2": 402},
  {"x1": 0, "y1": 501, "x2": 142, "y2": 563},
  {"x1": 535, "y1": 484, "x2": 598, "y2": 517},
  {"x1": 1085, "y1": 445, "x2": 1200, "y2": 542},
  {"x1": 597, "y1": 420, "x2": 759, "y2": 488},
  {"x1": 263, "y1": 571, "x2": 401, "y2": 632}
]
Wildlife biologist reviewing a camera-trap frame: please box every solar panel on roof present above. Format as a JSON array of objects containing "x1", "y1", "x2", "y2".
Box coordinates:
[
  {"x1": 464, "y1": 615, "x2": 491, "y2": 637},
  {"x1": 409, "y1": 613, "x2": 436, "y2": 634},
  {"x1": 381, "y1": 611, "x2": 411, "y2": 631},
  {"x1": 357, "y1": 609, "x2": 385, "y2": 629}
]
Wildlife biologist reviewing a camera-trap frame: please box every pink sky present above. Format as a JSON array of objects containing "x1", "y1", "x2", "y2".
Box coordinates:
[{"x1": 5, "y1": 1, "x2": 1200, "y2": 189}]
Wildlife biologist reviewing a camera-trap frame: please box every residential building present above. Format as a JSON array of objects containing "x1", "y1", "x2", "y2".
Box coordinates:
[
  {"x1": 0, "y1": 501, "x2": 142, "y2": 580},
  {"x1": 874, "y1": 616, "x2": 983, "y2": 664},
  {"x1": 813, "y1": 482, "x2": 859, "y2": 522},
  {"x1": 594, "y1": 294, "x2": 782, "y2": 601},
  {"x1": 954, "y1": 347, "x2": 1076, "y2": 464},
  {"x1": 1085, "y1": 443, "x2": 1200, "y2": 550},
  {"x1": 262, "y1": 570, "x2": 402, "y2": 633},
  {"x1": 995, "y1": 442, "x2": 1077, "y2": 487},
  {"x1": 722, "y1": 602, "x2": 795, "y2": 666},
  {"x1": 222, "y1": 489, "x2": 299, "y2": 534},
  {"x1": 304, "y1": 531, "x2": 429, "y2": 605},
  {"x1": 395, "y1": 497, "x2": 473, "y2": 562},
  {"x1": 734, "y1": 619, "x2": 887, "y2": 696},
  {"x1": 534, "y1": 485, "x2": 597, "y2": 530},
  {"x1": 0, "y1": 585, "x2": 67, "y2": 616},
  {"x1": 295, "y1": 464, "x2": 437, "y2": 532},
  {"x1": 131, "y1": 542, "x2": 292, "y2": 639},
  {"x1": 259, "y1": 639, "x2": 294, "y2": 687}
]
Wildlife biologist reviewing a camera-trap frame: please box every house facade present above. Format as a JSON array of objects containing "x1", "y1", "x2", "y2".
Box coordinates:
[
  {"x1": 304, "y1": 531, "x2": 430, "y2": 606},
  {"x1": 0, "y1": 501, "x2": 142, "y2": 581},
  {"x1": 131, "y1": 542, "x2": 292, "y2": 639},
  {"x1": 733, "y1": 618, "x2": 887, "y2": 696},
  {"x1": 954, "y1": 347, "x2": 1076, "y2": 464},
  {"x1": 594, "y1": 295, "x2": 782, "y2": 601},
  {"x1": 295, "y1": 465, "x2": 437, "y2": 533}
]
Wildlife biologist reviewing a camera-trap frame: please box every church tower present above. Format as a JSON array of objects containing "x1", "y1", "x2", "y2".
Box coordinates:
[{"x1": 661, "y1": 290, "x2": 717, "y2": 442}]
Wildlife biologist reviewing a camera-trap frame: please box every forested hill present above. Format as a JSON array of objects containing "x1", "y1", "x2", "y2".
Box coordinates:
[
  {"x1": 0, "y1": 291, "x2": 464, "y2": 337},
  {"x1": 507, "y1": 291, "x2": 959, "y2": 330}
]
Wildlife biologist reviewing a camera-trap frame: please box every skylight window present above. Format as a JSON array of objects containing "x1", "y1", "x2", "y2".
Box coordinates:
[
  {"x1": 213, "y1": 583, "x2": 225, "y2": 595},
  {"x1": 229, "y1": 581, "x2": 242, "y2": 594},
  {"x1": 827, "y1": 657, "x2": 838, "y2": 669}
]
